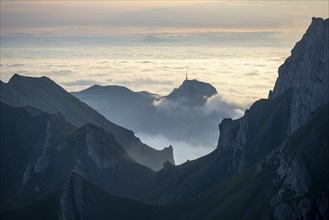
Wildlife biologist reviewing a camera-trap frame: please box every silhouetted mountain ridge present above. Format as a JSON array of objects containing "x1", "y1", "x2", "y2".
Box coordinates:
[
  {"x1": 73, "y1": 78, "x2": 232, "y2": 148},
  {"x1": 0, "y1": 74, "x2": 174, "y2": 171},
  {"x1": 0, "y1": 101, "x2": 155, "y2": 210}
]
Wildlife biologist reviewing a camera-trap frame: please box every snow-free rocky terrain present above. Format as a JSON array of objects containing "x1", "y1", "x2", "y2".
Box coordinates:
[{"x1": 0, "y1": 17, "x2": 328, "y2": 220}]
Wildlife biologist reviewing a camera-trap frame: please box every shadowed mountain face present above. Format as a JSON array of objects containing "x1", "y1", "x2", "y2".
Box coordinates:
[
  {"x1": 72, "y1": 79, "x2": 238, "y2": 150},
  {"x1": 0, "y1": 76, "x2": 174, "y2": 171},
  {"x1": 1, "y1": 173, "x2": 162, "y2": 220},
  {"x1": 1, "y1": 103, "x2": 328, "y2": 220},
  {"x1": 0, "y1": 17, "x2": 328, "y2": 220},
  {"x1": 0, "y1": 101, "x2": 154, "y2": 210}
]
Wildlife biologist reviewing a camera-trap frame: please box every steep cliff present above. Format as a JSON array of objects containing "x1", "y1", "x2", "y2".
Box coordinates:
[
  {"x1": 271, "y1": 17, "x2": 329, "y2": 133},
  {"x1": 217, "y1": 17, "x2": 329, "y2": 174}
]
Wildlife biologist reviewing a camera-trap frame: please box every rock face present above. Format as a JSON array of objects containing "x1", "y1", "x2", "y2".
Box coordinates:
[
  {"x1": 166, "y1": 103, "x2": 329, "y2": 220},
  {"x1": 0, "y1": 75, "x2": 174, "y2": 171},
  {"x1": 210, "y1": 17, "x2": 329, "y2": 219},
  {"x1": 271, "y1": 17, "x2": 329, "y2": 133},
  {"x1": 217, "y1": 17, "x2": 329, "y2": 174},
  {"x1": 0, "y1": 101, "x2": 154, "y2": 209}
]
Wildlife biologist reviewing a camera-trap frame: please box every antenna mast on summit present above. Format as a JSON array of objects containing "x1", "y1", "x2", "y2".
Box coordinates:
[{"x1": 185, "y1": 67, "x2": 188, "y2": 81}]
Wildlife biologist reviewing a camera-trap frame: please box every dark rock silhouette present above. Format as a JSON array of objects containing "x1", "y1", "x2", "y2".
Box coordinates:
[{"x1": 0, "y1": 75, "x2": 174, "y2": 171}]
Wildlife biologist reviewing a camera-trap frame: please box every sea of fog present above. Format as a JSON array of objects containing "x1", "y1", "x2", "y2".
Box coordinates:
[{"x1": 0, "y1": 33, "x2": 296, "y2": 163}]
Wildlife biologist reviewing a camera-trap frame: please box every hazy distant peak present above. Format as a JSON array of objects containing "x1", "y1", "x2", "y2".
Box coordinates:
[
  {"x1": 8, "y1": 73, "x2": 53, "y2": 85},
  {"x1": 142, "y1": 35, "x2": 163, "y2": 43},
  {"x1": 167, "y1": 79, "x2": 217, "y2": 106},
  {"x1": 77, "y1": 84, "x2": 137, "y2": 97}
]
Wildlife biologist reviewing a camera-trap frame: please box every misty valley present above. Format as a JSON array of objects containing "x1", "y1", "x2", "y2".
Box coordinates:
[{"x1": 0, "y1": 17, "x2": 328, "y2": 220}]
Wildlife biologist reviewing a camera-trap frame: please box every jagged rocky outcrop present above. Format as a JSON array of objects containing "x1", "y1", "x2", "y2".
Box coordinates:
[
  {"x1": 211, "y1": 17, "x2": 329, "y2": 219},
  {"x1": 0, "y1": 101, "x2": 154, "y2": 209},
  {"x1": 217, "y1": 17, "x2": 329, "y2": 174},
  {"x1": 271, "y1": 17, "x2": 329, "y2": 133},
  {"x1": 158, "y1": 103, "x2": 329, "y2": 220},
  {"x1": 0, "y1": 75, "x2": 174, "y2": 171}
]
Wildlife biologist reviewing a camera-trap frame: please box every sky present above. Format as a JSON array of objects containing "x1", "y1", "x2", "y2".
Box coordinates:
[{"x1": 1, "y1": 1, "x2": 328, "y2": 36}]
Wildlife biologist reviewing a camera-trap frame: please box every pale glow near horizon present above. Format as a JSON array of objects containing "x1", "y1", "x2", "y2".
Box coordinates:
[{"x1": 1, "y1": 1, "x2": 328, "y2": 35}]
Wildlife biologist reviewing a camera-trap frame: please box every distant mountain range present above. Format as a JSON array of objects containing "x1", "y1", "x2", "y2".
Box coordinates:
[
  {"x1": 0, "y1": 74, "x2": 174, "y2": 171},
  {"x1": 72, "y1": 79, "x2": 237, "y2": 148},
  {"x1": 0, "y1": 17, "x2": 328, "y2": 220},
  {"x1": 142, "y1": 35, "x2": 165, "y2": 43}
]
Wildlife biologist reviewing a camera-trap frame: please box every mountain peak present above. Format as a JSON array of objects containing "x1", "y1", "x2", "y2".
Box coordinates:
[
  {"x1": 8, "y1": 74, "x2": 54, "y2": 86},
  {"x1": 142, "y1": 35, "x2": 163, "y2": 43},
  {"x1": 271, "y1": 17, "x2": 328, "y2": 133},
  {"x1": 166, "y1": 79, "x2": 217, "y2": 106},
  {"x1": 311, "y1": 16, "x2": 326, "y2": 24}
]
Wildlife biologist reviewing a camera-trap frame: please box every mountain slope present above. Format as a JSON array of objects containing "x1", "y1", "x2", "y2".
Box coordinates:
[
  {"x1": 0, "y1": 101, "x2": 75, "y2": 208},
  {"x1": 1, "y1": 173, "x2": 162, "y2": 220},
  {"x1": 162, "y1": 102, "x2": 329, "y2": 220},
  {"x1": 216, "y1": 17, "x2": 329, "y2": 175},
  {"x1": 71, "y1": 84, "x2": 156, "y2": 132},
  {"x1": 0, "y1": 75, "x2": 174, "y2": 171},
  {"x1": 0, "y1": 101, "x2": 154, "y2": 209},
  {"x1": 271, "y1": 17, "x2": 329, "y2": 133}
]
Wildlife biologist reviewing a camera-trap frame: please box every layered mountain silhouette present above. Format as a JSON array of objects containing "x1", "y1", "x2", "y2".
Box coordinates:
[
  {"x1": 72, "y1": 79, "x2": 237, "y2": 148},
  {"x1": 0, "y1": 101, "x2": 155, "y2": 210},
  {"x1": 142, "y1": 35, "x2": 164, "y2": 43},
  {"x1": 0, "y1": 17, "x2": 328, "y2": 220},
  {"x1": 0, "y1": 76, "x2": 174, "y2": 171}
]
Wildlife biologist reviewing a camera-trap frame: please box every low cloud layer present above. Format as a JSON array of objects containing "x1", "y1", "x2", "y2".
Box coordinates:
[
  {"x1": 154, "y1": 94, "x2": 244, "y2": 120},
  {"x1": 136, "y1": 132, "x2": 215, "y2": 165}
]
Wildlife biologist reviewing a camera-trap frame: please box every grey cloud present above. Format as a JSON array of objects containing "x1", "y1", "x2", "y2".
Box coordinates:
[
  {"x1": 136, "y1": 132, "x2": 214, "y2": 165},
  {"x1": 117, "y1": 78, "x2": 173, "y2": 86},
  {"x1": 245, "y1": 71, "x2": 259, "y2": 76},
  {"x1": 47, "y1": 70, "x2": 74, "y2": 76},
  {"x1": 9, "y1": 63, "x2": 25, "y2": 67},
  {"x1": 60, "y1": 79, "x2": 101, "y2": 87}
]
